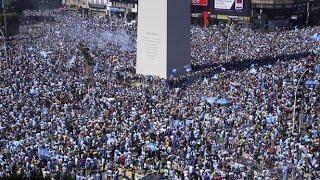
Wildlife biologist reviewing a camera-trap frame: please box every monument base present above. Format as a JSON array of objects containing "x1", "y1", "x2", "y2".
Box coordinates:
[{"x1": 136, "y1": 0, "x2": 191, "y2": 79}]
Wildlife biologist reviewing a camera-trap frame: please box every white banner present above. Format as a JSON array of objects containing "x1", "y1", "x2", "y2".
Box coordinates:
[{"x1": 215, "y1": 0, "x2": 235, "y2": 10}]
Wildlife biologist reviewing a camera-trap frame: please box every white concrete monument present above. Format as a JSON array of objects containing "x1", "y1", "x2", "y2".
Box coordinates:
[{"x1": 136, "y1": 0, "x2": 191, "y2": 79}]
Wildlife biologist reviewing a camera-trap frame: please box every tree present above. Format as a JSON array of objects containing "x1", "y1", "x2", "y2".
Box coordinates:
[
  {"x1": 0, "y1": 0, "x2": 33, "y2": 36},
  {"x1": 0, "y1": 13, "x2": 19, "y2": 35},
  {"x1": 7, "y1": 0, "x2": 33, "y2": 14}
]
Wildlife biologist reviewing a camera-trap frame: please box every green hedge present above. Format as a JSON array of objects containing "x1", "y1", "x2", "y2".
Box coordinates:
[{"x1": 0, "y1": 13, "x2": 20, "y2": 36}]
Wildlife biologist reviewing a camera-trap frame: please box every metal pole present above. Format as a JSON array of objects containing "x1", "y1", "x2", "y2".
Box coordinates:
[
  {"x1": 298, "y1": 114, "x2": 302, "y2": 135},
  {"x1": 0, "y1": 28, "x2": 7, "y2": 62},
  {"x1": 250, "y1": 7, "x2": 253, "y2": 29},
  {"x1": 226, "y1": 22, "x2": 231, "y2": 62},
  {"x1": 226, "y1": 22, "x2": 233, "y2": 61},
  {"x1": 260, "y1": 3, "x2": 262, "y2": 29},
  {"x1": 2, "y1": 0, "x2": 7, "y2": 35},
  {"x1": 226, "y1": 26, "x2": 229, "y2": 60},
  {"x1": 306, "y1": 2, "x2": 310, "y2": 25},
  {"x1": 292, "y1": 69, "x2": 310, "y2": 134}
]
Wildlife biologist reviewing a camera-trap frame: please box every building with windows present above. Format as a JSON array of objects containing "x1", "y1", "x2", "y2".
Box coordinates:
[
  {"x1": 109, "y1": 0, "x2": 137, "y2": 20},
  {"x1": 61, "y1": 0, "x2": 319, "y2": 28},
  {"x1": 62, "y1": 0, "x2": 82, "y2": 11},
  {"x1": 191, "y1": 0, "x2": 252, "y2": 27},
  {"x1": 62, "y1": 0, "x2": 106, "y2": 16},
  {"x1": 191, "y1": 0, "x2": 211, "y2": 26},
  {"x1": 62, "y1": 0, "x2": 106, "y2": 15},
  {"x1": 191, "y1": 0, "x2": 320, "y2": 28},
  {"x1": 62, "y1": 0, "x2": 137, "y2": 18},
  {"x1": 88, "y1": 0, "x2": 109, "y2": 16},
  {"x1": 251, "y1": 0, "x2": 320, "y2": 28},
  {"x1": 211, "y1": 0, "x2": 252, "y2": 27}
]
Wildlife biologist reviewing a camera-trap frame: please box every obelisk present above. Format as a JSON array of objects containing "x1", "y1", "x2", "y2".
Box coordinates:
[{"x1": 136, "y1": 0, "x2": 191, "y2": 79}]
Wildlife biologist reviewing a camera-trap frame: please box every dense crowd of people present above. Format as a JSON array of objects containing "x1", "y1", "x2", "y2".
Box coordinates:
[
  {"x1": 0, "y1": 9, "x2": 319, "y2": 179},
  {"x1": 191, "y1": 24, "x2": 320, "y2": 65}
]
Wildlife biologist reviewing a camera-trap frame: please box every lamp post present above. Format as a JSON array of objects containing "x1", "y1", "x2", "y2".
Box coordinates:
[
  {"x1": 2, "y1": 0, "x2": 7, "y2": 35},
  {"x1": 259, "y1": 3, "x2": 263, "y2": 29},
  {"x1": 225, "y1": 21, "x2": 233, "y2": 62},
  {"x1": 0, "y1": 28, "x2": 8, "y2": 62},
  {"x1": 292, "y1": 69, "x2": 311, "y2": 134},
  {"x1": 306, "y1": 1, "x2": 310, "y2": 26},
  {"x1": 226, "y1": 26, "x2": 229, "y2": 61}
]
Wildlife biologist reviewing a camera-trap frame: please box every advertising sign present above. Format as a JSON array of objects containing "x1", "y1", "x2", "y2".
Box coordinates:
[
  {"x1": 213, "y1": 0, "x2": 250, "y2": 17},
  {"x1": 110, "y1": 0, "x2": 137, "y2": 3},
  {"x1": 203, "y1": 11, "x2": 210, "y2": 26},
  {"x1": 235, "y1": 0, "x2": 243, "y2": 10},
  {"x1": 215, "y1": 0, "x2": 235, "y2": 10},
  {"x1": 192, "y1": 0, "x2": 208, "y2": 6}
]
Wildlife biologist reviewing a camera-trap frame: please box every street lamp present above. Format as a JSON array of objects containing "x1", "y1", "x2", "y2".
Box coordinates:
[
  {"x1": 0, "y1": 28, "x2": 8, "y2": 62},
  {"x1": 2, "y1": 0, "x2": 7, "y2": 35},
  {"x1": 292, "y1": 69, "x2": 311, "y2": 134},
  {"x1": 225, "y1": 21, "x2": 233, "y2": 62},
  {"x1": 306, "y1": 1, "x2": 310, "y2": 26}
]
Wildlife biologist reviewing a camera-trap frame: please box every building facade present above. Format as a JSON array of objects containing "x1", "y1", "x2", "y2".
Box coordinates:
[
  {"x1": 62, "y1": 0, "x2": 319, "y2": 28},
  {"x1": 109, "y1": 0, "x2": 137, "y2": 20},
  {"x1": 191, "y1": 0, "x2": 252, "y2": 27},
  {"x1": 190, "y1": 0, "x2": 320, "y2": 28},
  {"x1": 88, "y1": 0, "x2": 108, "y2": 16},
  {"x1": 211, "y1": 0, "x2": 252, "y2": 26},
  {"x1": 62, "y1": 0, "x2": 81, "y2": 11},
  {"x1": 191, "y1": 0, "x2": 211, "y2": 26},
  {"x1": 251, "y1": 0, "x2": 319, "y2": 29},
  {"x1": 63, "y1": 0, "x2": 137, "y2": 19}
]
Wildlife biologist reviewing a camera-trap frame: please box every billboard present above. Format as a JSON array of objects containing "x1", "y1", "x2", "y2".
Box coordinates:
[
  {"x1": 192, "y1": 0, "x2": 208, "y2": 6},
  {"x1": 214, "y1": 0, "x2": 243, "y2": 10},
  {"x1": 235, "y1": 0, "x2": 244, "y2": 10},
  {"x1": 110, "y1": 0, "x2": 137, "y2": 3}
]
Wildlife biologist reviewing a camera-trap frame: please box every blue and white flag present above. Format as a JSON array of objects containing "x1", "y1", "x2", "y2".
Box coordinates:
[
  {"x1": 146, "y1": 143, "x2": 157, "y2": 151},
  {"x1": 315, "y1": 64, "x2": 320, "y2": 74},
  {"x1": 38, "y1": 146, "x2": 51, "y2": 160},
  {"x1": 258, "y1": 70, "x2": 265, "y2": 89},
  {"x1": 305, "y1": 79, "x2": 316, "y2": 88},
  {"x1": 266, "y1": 115, "x2": 277, "y2": 125},
  {"x1": 93, "y1": 61, "x2": 100, "y2": 73},
  {"x1": 311, "y1": 33, "x2": 320, "y2": 41}
]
